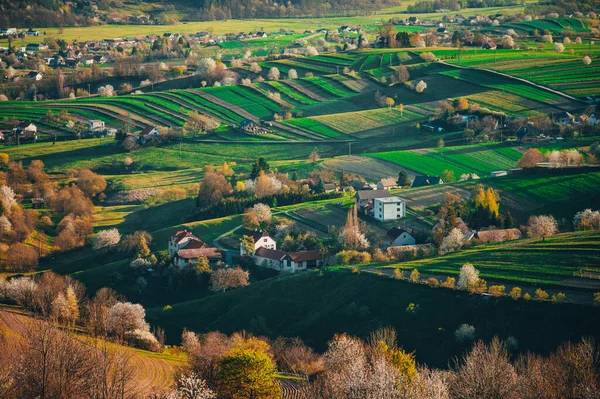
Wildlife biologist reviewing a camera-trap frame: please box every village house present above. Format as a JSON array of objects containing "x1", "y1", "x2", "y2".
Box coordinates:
[
  {"x1": 239, "y1": 119, "x2": 270, "y2": 134},
  {"x1": 556, "y1": 111, "x2": 574, "y2": 126},
  {"x1": 27, "y1": 71, "x2": 43, "y2": 81},
  {"x1": 323, "y1": 183, "x2": 339, "y2": 193},
  {"x1": 140, "y1": 126, "x2": 160, "y2": 144},
  {"x1": 240, "y1": 231, "x2": 277, "y2": 256},
  {"x1": 374, "y1": 197, "x2": 406, "y2": 222},
  {"x1": 88, "y1": 120, "x2": 106, "y2": 133},
  {"x1": 168, "y1": 230, "x2": 222, "y2": 268},
  {"x1": 476, "y1": 228, "x2": 522, "y2": 244},
  {"x1": 516, "y1": 125, "x2": 543, "y2": 144},
  {"x1": 13, "y1": 121, "x2": 38, "y2": 141},
  {"x1": 356, "y1": 189, "x2": 390, "y2": 212},
  {"x1": 411, "y1": 175, "x2": 443, "y2": 188},
  {"x1": 385, "y1": 227, "x2": 416, "y2": 247},
  {"x1": 252, "y1": 247, "x2": 321, "y2": 273},
  {"x1": 376, "y1": 177, "x2": 399, "y2": 190}
]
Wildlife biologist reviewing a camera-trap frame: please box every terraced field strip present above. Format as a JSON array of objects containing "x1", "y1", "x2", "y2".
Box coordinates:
[
  {"x1": 283, "y1": 80, "x2": 328, "y2": 101},
  {"x1": 310, "y1": 108, "x2": 425, "y2": 135},
  {"x1": 76, "y1": 98, "x2": 179, "y2": 126},
  {"x1": 203, "y1": 85, "x2": 281, "y2": 119},
  {"x1": 283, "y1": 117, "x2": 346, "y2": 139},
  {"x1": 152, "y1": 92, "x2": 228, "y2": 123},
  {"x1": 178, "y1": 91, "x2": 246, "y2": 123},
  {"x1": 367, "y1": 144, "x2": 523, "y2": 177},
  {"x1": 261, "y1": 81, "x2": 320, "y2": 105},
  {"x1": 467, "y1": 90, "x2": 546, "y2": 117},
  {"x1": 439, "y1": 67, "x2": 579, "y2": 108},
  {"x1": 301, "y1": 76, "x2": 356, "y2": 98},
  {"x1": 386, "y1": 232, "x2": 600, "y2": 286},
  {"x1": 52, "y1": 103, "x2": 150, "y2": 127}
]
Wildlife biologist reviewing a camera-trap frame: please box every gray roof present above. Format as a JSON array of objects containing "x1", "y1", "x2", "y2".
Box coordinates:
[{"x1": 356, "y1": 189, "x2": 390, "y2": 200}]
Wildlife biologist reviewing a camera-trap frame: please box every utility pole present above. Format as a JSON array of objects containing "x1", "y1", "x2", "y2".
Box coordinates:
[
  {"x1": 88, "y1": 83, "x2": 91, "y2": 96},
  {"x1": 348, "y1": 142, "x2": 352, "y2": 156}
]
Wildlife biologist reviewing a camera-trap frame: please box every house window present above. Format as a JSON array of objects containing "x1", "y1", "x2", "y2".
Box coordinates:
[{"x1": 263, "y1": 238, "x2": 268, "y2": 242}]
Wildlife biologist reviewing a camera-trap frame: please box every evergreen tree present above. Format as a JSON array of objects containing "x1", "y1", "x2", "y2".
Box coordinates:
[
  {"x1": 397, "y1": 170, "x2": 411, "y2": 186},
  {"x1": 291, "y1": 170, "x2": 299, "y2": 181},
  {"x1": 250, "y1": 157, "x2": 271, "y2": 179},
  {"x1": 314, "y1": 178, "x2": 326, "y2": 194}
]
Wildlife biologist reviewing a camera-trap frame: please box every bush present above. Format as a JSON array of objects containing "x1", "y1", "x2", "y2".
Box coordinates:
[
  {"x1": 534, "y1": 288, "x2": 549, "y2": 301},
  {"x1": 336, "y1": 250, "x2": 371, "y2": 265},
  {"x1": 393, "y1": 269, "x2": 403, "y2": 280},
  {"x1": 552, "y1": 292, "x2": 566, "y2": 303},
  {"x1": 426, "y1": 277, "x2": 439, "y2": 287},
  {"x1": 409, "y1": 269, "x2": 420, "y2": 282},
  {"x1": 442, "y1": 277, "x2": 455, "y2": 289},
  {"x1": 455, "y1": 324, "x2": 476, "y2": 342},
  {"x1": 488, "y1": 285, "x2": 505, "y2": 297},
  {"x1": 124, "y1": 329, "x2": 161, "y2": 352},
  {"x1": 509, "y1": 287, "x2": 522, "y2": 300}
]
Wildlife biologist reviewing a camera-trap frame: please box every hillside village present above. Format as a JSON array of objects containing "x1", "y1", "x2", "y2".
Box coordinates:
[{"x1": 1, "y1": 0, "x2": 600, "y2": 397}]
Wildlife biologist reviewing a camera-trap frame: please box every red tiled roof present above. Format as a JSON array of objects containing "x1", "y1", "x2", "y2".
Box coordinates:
[
  {"x1": 288, "y1": 250, "x2": 320, "y2": 262},
  {"x1": 177, "y1": 247, "x2": 221, "y2": 259},
  {"x1": 255, "y1": 247, "x2": 286, "y2": 260},
  {"x1": 181, "y1": 237, "x2": 206, "y2": 249},
  {"x1": 171, "y1": 230, "x2": 196, "y2": 243}
]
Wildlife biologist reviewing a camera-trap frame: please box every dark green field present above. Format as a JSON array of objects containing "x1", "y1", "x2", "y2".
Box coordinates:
[{"x1": 148, "y1": 268, "x2": 600, "y2": 367}]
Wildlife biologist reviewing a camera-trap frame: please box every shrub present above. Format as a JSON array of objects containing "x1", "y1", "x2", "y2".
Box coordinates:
[
  {"x1": 488, "y1": 285, "x2": 505, "y2": 297},
  {"x1": 426, "y1": 277, "x2": 439, "y2": 287},
  {"x1": 594, "y1": 292, "x2": 600, "y2": 305},
  {"x1": 468, "y1": 279, "x2": 487, "y2": 294},
  {"x1": 406, "y1": 303, "x2": 419, "y2": 314},
  {"x1": 509, "y1": 287, "x2": 522, "y2": 300},
  {"x1": 442, "y1": 277, "x2": 455, "y2": 289},
  {"x1": 523, "y1": 292, "x2": 531, "y2": 300},
  {"x1": 336, "y1": 250, "x2": 371, "y2": 265},
  {"x1": 124, "y1": 329, "x2": 161, "y2": 352},
  {"x1": 409, "y1": 269, "x2": 420, "y2": 282},
  {"x1": 534, "y1": 289, "x2": 549, "y2": 301},
  {"x1": 393, "y1": 269, "x2": 403, "y2": 280},
  {"x1": 455, "y1": 324, "x2": 476, "y2": 342},
  {"x1": 552, "y1": 292, "x2": 566, "y2": 303}
]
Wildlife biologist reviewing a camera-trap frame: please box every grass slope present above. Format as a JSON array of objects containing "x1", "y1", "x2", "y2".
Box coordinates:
[{"x1": 148, "y1": 268, "x2": 600, "y2": 367}]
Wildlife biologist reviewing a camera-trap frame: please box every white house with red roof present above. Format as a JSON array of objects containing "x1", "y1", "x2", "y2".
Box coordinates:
[
  {"x1": 169, "y1": 230, "x2": 222, "y2": 268},
  {"x1": 240, "y1": 230, "x2": 277, "y2": 256}
]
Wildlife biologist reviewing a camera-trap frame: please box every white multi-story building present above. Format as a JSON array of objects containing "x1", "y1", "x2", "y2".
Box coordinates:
[{"x1": 373, "y1": 197, "x2": 406, "y2": 222}]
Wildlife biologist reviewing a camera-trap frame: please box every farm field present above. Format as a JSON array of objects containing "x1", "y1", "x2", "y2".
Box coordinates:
[
  {"x1": 367, "y1": 143, "x2": 524, "y2": 177},
  {"x1": 382, "y1": 231, "x2": 600, "y2": 287}
]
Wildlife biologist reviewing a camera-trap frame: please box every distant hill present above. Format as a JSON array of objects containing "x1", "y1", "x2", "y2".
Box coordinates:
[{"x1": 0, "y1": 0, "x2": 401, "y2": 28}]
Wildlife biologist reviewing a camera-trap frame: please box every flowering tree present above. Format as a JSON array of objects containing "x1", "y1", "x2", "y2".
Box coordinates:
[
  {"x1": 108, "y1": 302, "x2": 149, "y2": 337},
  {"x1": 210, "y1": 267, "x2": 250, "y2": 293},
  {"x1": 196, "y1": 58, "x2": 217, "y2": 79},
  {"x1": 338, "y1": 204, "x2": 369, "y2": 250},
  {"x1": 457, "y1": 263, "x2": 479, "y2": 289},
  {"x1": 415, "y1": 80, "x2": 427, "y2": 93},
  {"x1": 267, "y1": 67, "x2": 280, "y2": 81},
  {"x1": 93, "y1": 228, "x2": 121, "y2": 250},
  {"x1": 528, "y1": 215, "x2": 558, "y2": 240},
  {"x1": 171, "y1": 372, "x2": 216, "y2": 399},
  {"x1": 287, "y1": 69, "x2": 298, "y2": 79},
  {"x1": 440, "y1": 228, "x2": 464, "y2": 254},
  {"x1": 573, "y1": 209, "x2": 600, "y2": 231}
]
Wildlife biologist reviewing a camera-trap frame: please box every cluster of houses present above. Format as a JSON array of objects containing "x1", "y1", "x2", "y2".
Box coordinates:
[
  {"x1": 239, "y1": 119, "x2": 272, "y2": 135},
  {"x1": 0, "y1": 121, "x2": 38, "y2": 143}
]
